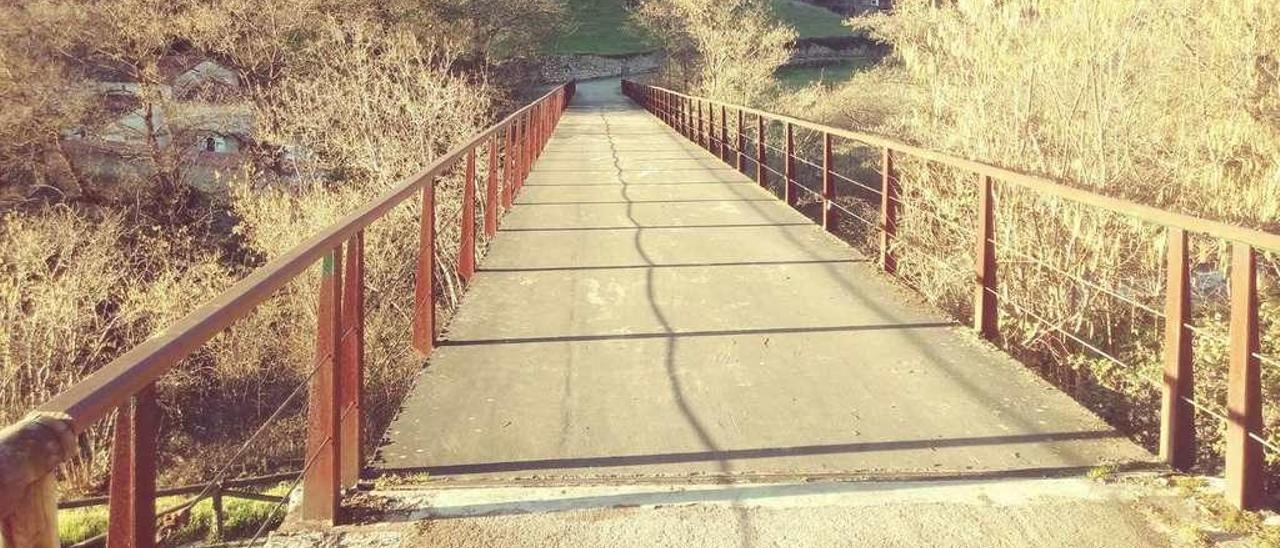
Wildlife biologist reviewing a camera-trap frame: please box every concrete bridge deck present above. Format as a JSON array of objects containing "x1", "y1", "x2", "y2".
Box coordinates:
[{"x1": 375, "y1": 79, "x2": 1154, "y2": 483}]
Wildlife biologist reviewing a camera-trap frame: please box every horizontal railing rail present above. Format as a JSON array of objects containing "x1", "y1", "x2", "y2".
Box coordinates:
[
  {"x1": 622, "y1": 79, "x2": 1274, "y2": 510},
  {"x1": 0, "y1": 81, "x2": 575, "y2": 547}
]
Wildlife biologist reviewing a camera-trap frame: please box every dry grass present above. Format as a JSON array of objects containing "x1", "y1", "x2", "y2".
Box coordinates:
[
  {"x1": 0, "y1": 4, "x2": 519, "y2": 502},
  {"x1": 635, "y1": 0, "x2": 796, "y2": 105},
  {"x1": 767, "y1": 0, "x2": 1280, "y2": 478}
]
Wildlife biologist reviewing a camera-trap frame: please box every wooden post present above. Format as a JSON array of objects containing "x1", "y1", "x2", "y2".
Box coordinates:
[
  {"x1": 210, "y1": 484, "x2": 224, "y2": 540},
  {"x1": 107, "y1": 384, "x2": 158, "y2": 548},
  {"x1": 0, "y1": 413, "x2": 76, "y2": 548},
  {"x1": 1160, "y1": 227, "x2": 1194, "y2": 472},
  {"x1": 302, "y1": 247, "x2": 342, "y2": 524},
  {"x1": 756, "y1": 116, "x2": 766, "y2": 187},
  {"x1": 736, "y1": 109, "x2": 746, "y2": 172},
  {"x1": 880, "y1": 148, "x2": 899, "y2": 275},
  {"x1": 460, "y1": 151, "x2": 476, "y2": 283},
  {"x1": 784, "y1": 123, "x2": 796, "y2": 207},
  {"x1": 974, "y1": 175, "x2": 997, "y2": 340},
  {"x1": 412, "y1": 183, "x2": 436, "y2": 355},
  {"x1": 1226, "y1": 242, "x2": 1262, "y2": 509},
  {"x1": 822, "y1": 133, "x2": 835, "y2": 232},
  {"x1": 485, "y1": 137, "x2": 498, "y2": 238},
  {"x1": 338, "y1": 232, "x2": 364, "y2": 488}
]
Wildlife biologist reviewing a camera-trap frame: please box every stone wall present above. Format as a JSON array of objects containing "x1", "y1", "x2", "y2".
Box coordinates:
[
  {"x1": 540, "y1": 36, "x2": 887, "y2": 83},
  {"x1": 540, "y1": 52, "x2": 664, "y2": 82},
  {"x1": 788, "y1": 35, "x2": 888, "y2": 64}
]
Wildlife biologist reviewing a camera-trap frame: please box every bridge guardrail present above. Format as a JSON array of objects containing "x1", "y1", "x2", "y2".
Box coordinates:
[
  {"x1": 621, "y1": 78, "x2": 1274, "y2": 510},
  {"x1": 0, "y1": 81, "x2": 576, "y2": 547}
]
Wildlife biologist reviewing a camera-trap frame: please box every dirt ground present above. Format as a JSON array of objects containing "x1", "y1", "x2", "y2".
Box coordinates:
[{"x1": 268, "y1": 475, "x2": 1224, "y2": 547}]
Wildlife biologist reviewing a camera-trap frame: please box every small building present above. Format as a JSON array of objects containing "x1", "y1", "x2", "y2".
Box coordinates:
[{"x1": 61, "y1": 60, "x2": 255, "y2": 195}]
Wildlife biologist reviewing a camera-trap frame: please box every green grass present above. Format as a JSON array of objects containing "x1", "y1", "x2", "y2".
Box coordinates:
[
  {"x1": 550, "y1": 0, "x2": 852, "y2": 56},
  {"x1": 58, "y1": 484, "x2": 288, "y2": 546},
  {"x1": 774, "y1": 58, "x2": 874, "y2": 88},
  {"x1": 550, "y1": 0, "x2": 656, "y2": 56},
  {"x1": 773, "y1": 0, "x2": 854, "y2": 39}
]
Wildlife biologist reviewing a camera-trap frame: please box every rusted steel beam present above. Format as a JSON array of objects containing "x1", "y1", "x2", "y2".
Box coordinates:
[
  {"x1": 784, "y1": 123, "x2": 796, "y2": 207},
  {"x1": 697, "y1": 100, "x2": 705, "y2": 149},
  {"x1": 686, "y1": 97, "x2": 693, "y2": 138},
  {"x1": 503, "y1": 127, "x2": 514, "y2": 209},
  {"x1": 711, "y1": 104, "x2": 721, "y2": 156},
  {"x1": 522, "y1": 115, "x2": 531, "y2": 184},
  {"x1": 1159, "y1": 227, "x2": 1194, "y2": 472},
  {"x1": 484, "y1": 136, "x2": 498, "y2": 238},
  {"x1": 517, "y1": 117, "x2": 526, "y2": 188},
  {"x1": 880, "y1": 148, "x2": 899, "y2": 275},
  {"x1": 460, "y1": 151, "x2": 477, "y2": 283},
  {"x1": 719, "y1": 105, "x2": 728, "y2": 163},
  {"x1": 822, "y1": 132, "x2": 835, "y2": 232},
  {"x1": 756, "y1": 116, "x2": 766, "y2": 186},
  {"x1": 411, "y1": 183, "x2": 436, "y2": 355},
  {"x1": 736, "y1": 109, "x2": 746, "y2": 172},
  {"x1": 974, "y1": 174, "x2": 997, "y2": 340},
  {"x1": 1226, "y1": 243, "x2": 1263, "y2": 509},
  {"x1": 106, "y1": 385, "x2": 157, "y2": 548},
  {"x1": 339, "y1": 233, "x2": 364, "y2": 488},
  {"x1": 302, "y1": 247, "x2": 342, "y2": 524}
]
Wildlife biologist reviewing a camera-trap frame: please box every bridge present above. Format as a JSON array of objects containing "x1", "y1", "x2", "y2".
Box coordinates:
[{"x1": 1, "y1": 78, "x2": 1276, "y2": 547}]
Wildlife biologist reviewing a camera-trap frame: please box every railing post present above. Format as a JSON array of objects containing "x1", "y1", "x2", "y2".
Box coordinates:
[
  {"x1": 518, "y1": 116, "x2": 528, "y2": 187},
  {"x1": 503, "y1": 127, "x2": 514, "y2": 209},
  {"x1": 756, "y1": 115, "x2": 766, "y2": 186},
  {"x1": 338, "y1": 232, "x2": 363, "y2": 488},
  {"x1": 302, "y1": 246, "x2": 342, "y2": 524},
  {"x1": 0, "y1": 414, "x2": 76, "y2": 548},
  {"x1": 697, "y1": 100, "x2": 705, "y2": 149},
  {"x1": 460, "y1": 151, "x2": 477, "y2": 283},
  {"x1": 538, "y1": 104, "x2": 546, "y2": 157},
  {"x1": 974, "y1": 174, "x2": 997, "y2": 340},
  {"x1": 1160, "y1": 227, "x2": 1194, "y2": 472},
  {"x1": 822, "y1": 132, "x2": 835, "y2": 232},
  {"x1": 880, "y1": 148, "x2": 899, "y2": 275},
  {"x1": 660, "y1": 90, "x2": 666, "y2": 125},
  {"x1": 784, "y1": 123, "x2": 796, "y2": 207},
  {"x1": 524, "y1": 114, "x2": 533, "y2": 183},
  {"x1": 412, "y1": 182, "x2": 436, "y2": 355},
  {"x1": 1226, "y1": 242, "x2": 1262, "y2": 509},
  {"x1": 719, "y1": 105, "x2": 728, "y2": 163},
  {"x1": 485, "y1": 136, "x2": 499, "y2": 238},
  {"x1": 736, "y1": 109, "x2": 746, "y2": 172},
  {"x1": 687, "y1": 97, "x2": 693, "y2": 139},
  {"x1": 709, "y1": 104, "x2": 718, "y2": 156},
  {"x1": 106, "y1": 384, "x2": 157, "y2": 548}
]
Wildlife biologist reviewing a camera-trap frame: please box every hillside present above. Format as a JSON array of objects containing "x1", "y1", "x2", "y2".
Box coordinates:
[{"x1": 550, "y1": 0, "x2": 853, "y2": 55}]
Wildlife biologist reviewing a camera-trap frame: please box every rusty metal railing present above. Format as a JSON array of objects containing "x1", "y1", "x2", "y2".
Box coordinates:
[
  {"x1": 622, "y1": 79, "x2": 1279, "y2": 510},
  {"x1": 0, "y1": 81, "x2": 575, "y2": 547}
]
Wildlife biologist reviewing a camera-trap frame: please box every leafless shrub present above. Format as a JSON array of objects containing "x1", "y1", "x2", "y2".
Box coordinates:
[
  {"x1": 775, "y1": 0, "x2": 1280, "y2": 472},
  {"x1": 634, "y1": 0, "x2": 796, "y2": 105}
]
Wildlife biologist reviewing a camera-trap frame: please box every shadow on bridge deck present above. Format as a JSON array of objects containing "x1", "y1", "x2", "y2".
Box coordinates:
[{"x1": 375, "y1": 79, "x2": 1154, "y2": 484}]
